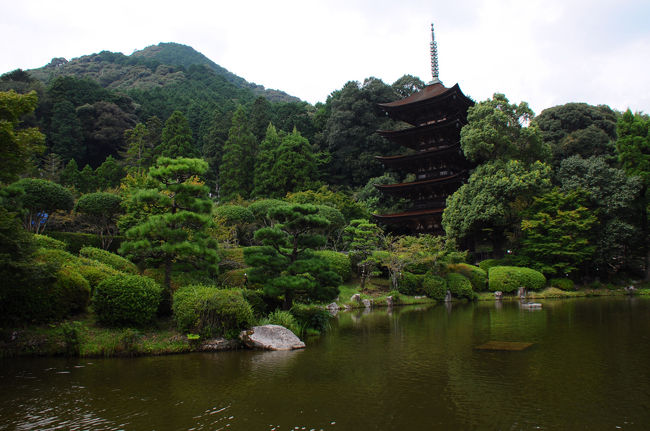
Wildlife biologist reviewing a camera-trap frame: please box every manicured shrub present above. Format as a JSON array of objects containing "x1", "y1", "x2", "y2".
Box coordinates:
[
  {"x1": 46, "y1": 231, "x2": 103, "y2": 253},
  {"x1": 549, "y1": 278, "x2": 575, "y2": 291},
  {"x1": 448, "y1": 263, "x2": 488, "y2": 291},
  {"x1": 290, "y1": 303, "x2": 331, "y2": 333},
  {"x1": 33, "y1": 248, "x2": 79, "y2": 267},
  {"x1": 33, "y1": 234, "x2": 66, "y2": 250},
  {"x1": 488, "y1": 266, "x2": 546, "y2": 293},
  {"x1": 398, "y1": 271, "x2": 425, "y2": 296},
  {"x1": 313, "y1": 250, "x2": 352, "y2": 282},
  {"x1": 76, "y1": 257, "x2": 121, "y2": 292},
  {"x1": 55, "y1": 265, "x2": 91, "y2": 315},
  {"x1": 173, "y1": 286, "x2": 254, "y2": 338},
  {"x1": 213, "y1": 205, "x2": 254, "y2": 225},
  {"x1": 94, "y1": 274, "x2": 162, "y2": 327},
  {"x1": 446, "y1": 273, "x2": 474, "y2": 300},
  {"x1": 248, "y1": 199, "x2": 288, "y2": 223},
  {"x1": 423, "y1": 273, "x2": 447, "y2": 300},
  {"x1": 80, "y1": 246, "x2": 137, "y2": 274},
  {"x1": 478, "y1": 259, "x2": 502, "y2": 273}
]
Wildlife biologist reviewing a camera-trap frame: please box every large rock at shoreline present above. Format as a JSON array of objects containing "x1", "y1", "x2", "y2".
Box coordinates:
[{"x1": 239, "y1": 325, "x2": 306, "y2": 351}]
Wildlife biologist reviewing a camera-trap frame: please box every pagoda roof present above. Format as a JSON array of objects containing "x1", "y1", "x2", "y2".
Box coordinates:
[
  {"x1": 377, "y1": 116, "x2": 464, "y2": 141},
  {"x1": 373, "y1": 208, "x2": 444, "y2": 221},
  {"x1": 375, "y1": 144, "x2": 463, "y2": 165},
  {"x1": 374, "y1": 171, "x2": 465, "y2": 192},
  {"x1": 379, "y1": 83, "x2": 473, "y2": 125}
]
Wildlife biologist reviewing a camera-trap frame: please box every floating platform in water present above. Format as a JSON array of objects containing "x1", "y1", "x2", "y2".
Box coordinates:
[{"x1": 475, "y1": 341, "x2": 534, "y2": 351}]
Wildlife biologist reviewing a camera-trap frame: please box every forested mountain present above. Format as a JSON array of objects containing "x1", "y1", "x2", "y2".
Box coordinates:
[{"x1": 27, "y1": 42, "x2": 298, "y2": 103}]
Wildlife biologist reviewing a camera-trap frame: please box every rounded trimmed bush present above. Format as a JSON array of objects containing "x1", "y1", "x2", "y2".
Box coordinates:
[
  {"x1": 448, "y1": 263, "x2": 488, "y2": 291},
  {"x1": 173, "y1": 286, "x2": 254, "y2": 338},
  {"x1": 34, "y1": 248, "x2": 78, "y2": 267},
  {"x1": 213, "y1": 205, "x2": 255, "y2": 225},
  {"x1": 55, "y1": 265, "x2": 91, "y2": 315},
  {"x1": 93, "y1": 274, "x2": 162, "y2": 327},
  {"x1": 398, "y1": 271, "x2": 425, "y2": 296},
  {"x1": 80, "y1": 246, "x2": 137, "y2": 274},
  {"x1": 549, "y1": 278, "x2": 575, "y2": 291},
  {"x1": 33, "y1": 234, "x2": 67, "y2": 250},
  {"x1": 423, "y1": 273, "x2": 447, "y2": 300},
  {"x1": 76, "y1": 257, "x2": 121, "y2": 292},
  {"x1": 446, "y1": 273, "x2": 474, "y2": 300},
  {"x1": 488, "y1": 266, "x2": 546, "y2": 293},
  {"x1": 248, "y1": 199, "x2": 288, "y2": 223},
  {"x1": 313, "y1": 250, "x2": 352, "y2": 282}
]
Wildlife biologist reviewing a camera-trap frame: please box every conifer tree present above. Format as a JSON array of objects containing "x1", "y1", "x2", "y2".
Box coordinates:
[
  {"x1": 270, "y1": 128, "x2": 318, "y2": 196},
  {"x1": 158, "y1": 111, "x2": 197, "y2": 159},
  {"x1": 252, "y1": 123, "x2": 281, "y2": 198},
  {"x1": 119, "y1": 157, "x2": 219, "y2": 311},
  {"x1": 122, "y1": 123, "x2": 154, "y2": 175},
  {"x1": 219, "y1": 106, "x2": 257, "y2": 200}
]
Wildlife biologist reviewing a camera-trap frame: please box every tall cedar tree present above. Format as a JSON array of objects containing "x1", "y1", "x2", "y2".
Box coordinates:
[
  {"x1": 121, "y1": 123, "x2": 154, "y2": 175},
  {"x1": 219, "y1": 106, "x2": 257, "y2": 200},
  {"x1": 158, "y1": 111, "x2": 198, "y2": 159},
  {"x1": 616, "y1": 110, "x2": 650, "y2": 279},
  {"x1": 252, "y1": 123, "x2": 281, "y2": 197},
  {"x1": 119, "y1": 157, "x2": 219, "y2": 311},
  {"x1": 270, "y1": 128, "x2": 318, "y2": 197},
  {"x1": 244, "y1": 204, "x2": 341, "y2": 309}
]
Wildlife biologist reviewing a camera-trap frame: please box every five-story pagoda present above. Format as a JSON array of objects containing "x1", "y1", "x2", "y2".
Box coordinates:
[{"x1": 373, "y1": 24, "x2": 474, "y2": 234}]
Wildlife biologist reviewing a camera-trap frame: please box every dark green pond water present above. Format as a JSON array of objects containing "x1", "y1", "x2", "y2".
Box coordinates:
[{"x1": 2, "y1": 297, "x2": 650, "y2": 430}]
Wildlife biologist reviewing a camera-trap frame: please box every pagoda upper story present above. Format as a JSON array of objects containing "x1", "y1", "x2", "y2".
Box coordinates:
[{"x1": 372, "y1": 24, "x2": 473, "y2": 234}]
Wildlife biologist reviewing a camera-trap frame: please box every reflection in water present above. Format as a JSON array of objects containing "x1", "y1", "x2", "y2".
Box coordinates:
[{"x1": 2, "y1": 298, "x2": 650, "y2": 430}]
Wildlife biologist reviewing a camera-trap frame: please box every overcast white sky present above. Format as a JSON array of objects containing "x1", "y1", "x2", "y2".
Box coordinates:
[{"x1": 2, "y1": 0, "x2": 649, "y2": 115}]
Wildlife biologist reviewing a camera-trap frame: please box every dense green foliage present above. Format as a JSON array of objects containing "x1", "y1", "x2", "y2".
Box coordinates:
[
  {"x1": 398, "y1": 272, "x2": 425, "y2": 296},
  {"x1": 119, "y1": 157, "x2": 219, "y2": 309},
  {"x1": 422, "y1": 273, "x2": 447, "y2": 300},
  {"x1": 11, "y1": 178, "x2": 74, "y2": 233},
  {"x1": 93, "y1": 274, "x2": 162, "y2": 327},
  {"x1": 79, "y1": 246, "x2": 137, "y2": 274},
  {"x1": 172, "y1": 285, "x2": 254, "y2": 338},
  {"x1": 445, "y1": 273, "x2": 474, "y2": 300},
  {"x1": 447, "y1": 263, "x2": 488, "y2": 291},
  {"x1": 74, "y1": 192, "x2": 123, "y2": 249},
  {"x1": 312, "y1": 250, "x2": 352, "y2": 282},
  {"x1": 488, "y1": 266, "x2": 546, "y2": 292},
  {"x1": 244, "y1": 204, "x2": 341, "y2": 308},
  {"x1": 290, "y1": 303, "x2": 331, "y2": 333},
  {"x1": 33, "y1": 234, "x2": 67, "y2": 250}
]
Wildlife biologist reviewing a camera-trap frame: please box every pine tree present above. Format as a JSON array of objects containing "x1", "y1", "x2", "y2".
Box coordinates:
[
  {"x1": 119, "y1": 157, "x2": 219, "y2": 311},
  {"x1": 219, "y1": 106, "x2": 257, "y2": 200}
]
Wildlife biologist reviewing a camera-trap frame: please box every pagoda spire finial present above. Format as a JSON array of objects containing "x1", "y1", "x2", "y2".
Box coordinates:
[{"x1": 429, "y1": 23, "x2": 442, "y2": 85}]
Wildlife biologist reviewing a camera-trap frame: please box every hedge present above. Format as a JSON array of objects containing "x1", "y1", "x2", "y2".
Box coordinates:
[
  {"x1": 313, "y1": 250, "x2": 352, "y2": 282},
  {"x1": 488, "y1": 266, "x2": 546, "y2": 293},
  {"x1": 448, "y1": 263, "x2": 488, "y2": 291},
  {"x1": 33, "y1": 234, "x2": 67, "y2": 250},
  {"x1": 79, "y1": 246, "x2": 137, "y2": 274},
  {"x1": 173, "y1": 286, "x2": 254, "y2": 338},
  {"x1": 446, "y1": 273, "x2": 474, "y2": 300},
  {"x1": 76, "y1": 257, "x2": 122, "y2": 292},
  {"x1": 47, "y1": 232, "x2": 124, "y2": 254},
  {"x1": 398, "y1": 271, "x2": 425, "y2": 296},
  {"x1": 549, "y1": 278, "x2": 575, "y2": 291},
  {"x1": 93, "y1": 274, "x2": 162, "y2": 327},
  {"x1": 423, "y1": 273, "x2": 447, "y2": 300}
]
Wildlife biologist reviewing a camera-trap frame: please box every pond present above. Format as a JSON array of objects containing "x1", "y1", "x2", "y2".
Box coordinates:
[{"x1": 2, "y1": 297, "x2": 650, "y2": 430}]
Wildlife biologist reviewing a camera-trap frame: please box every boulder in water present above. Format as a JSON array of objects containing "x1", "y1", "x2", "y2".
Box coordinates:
[{"x1": 240, "y1": 325, "x2": 306, "y2": 351}]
